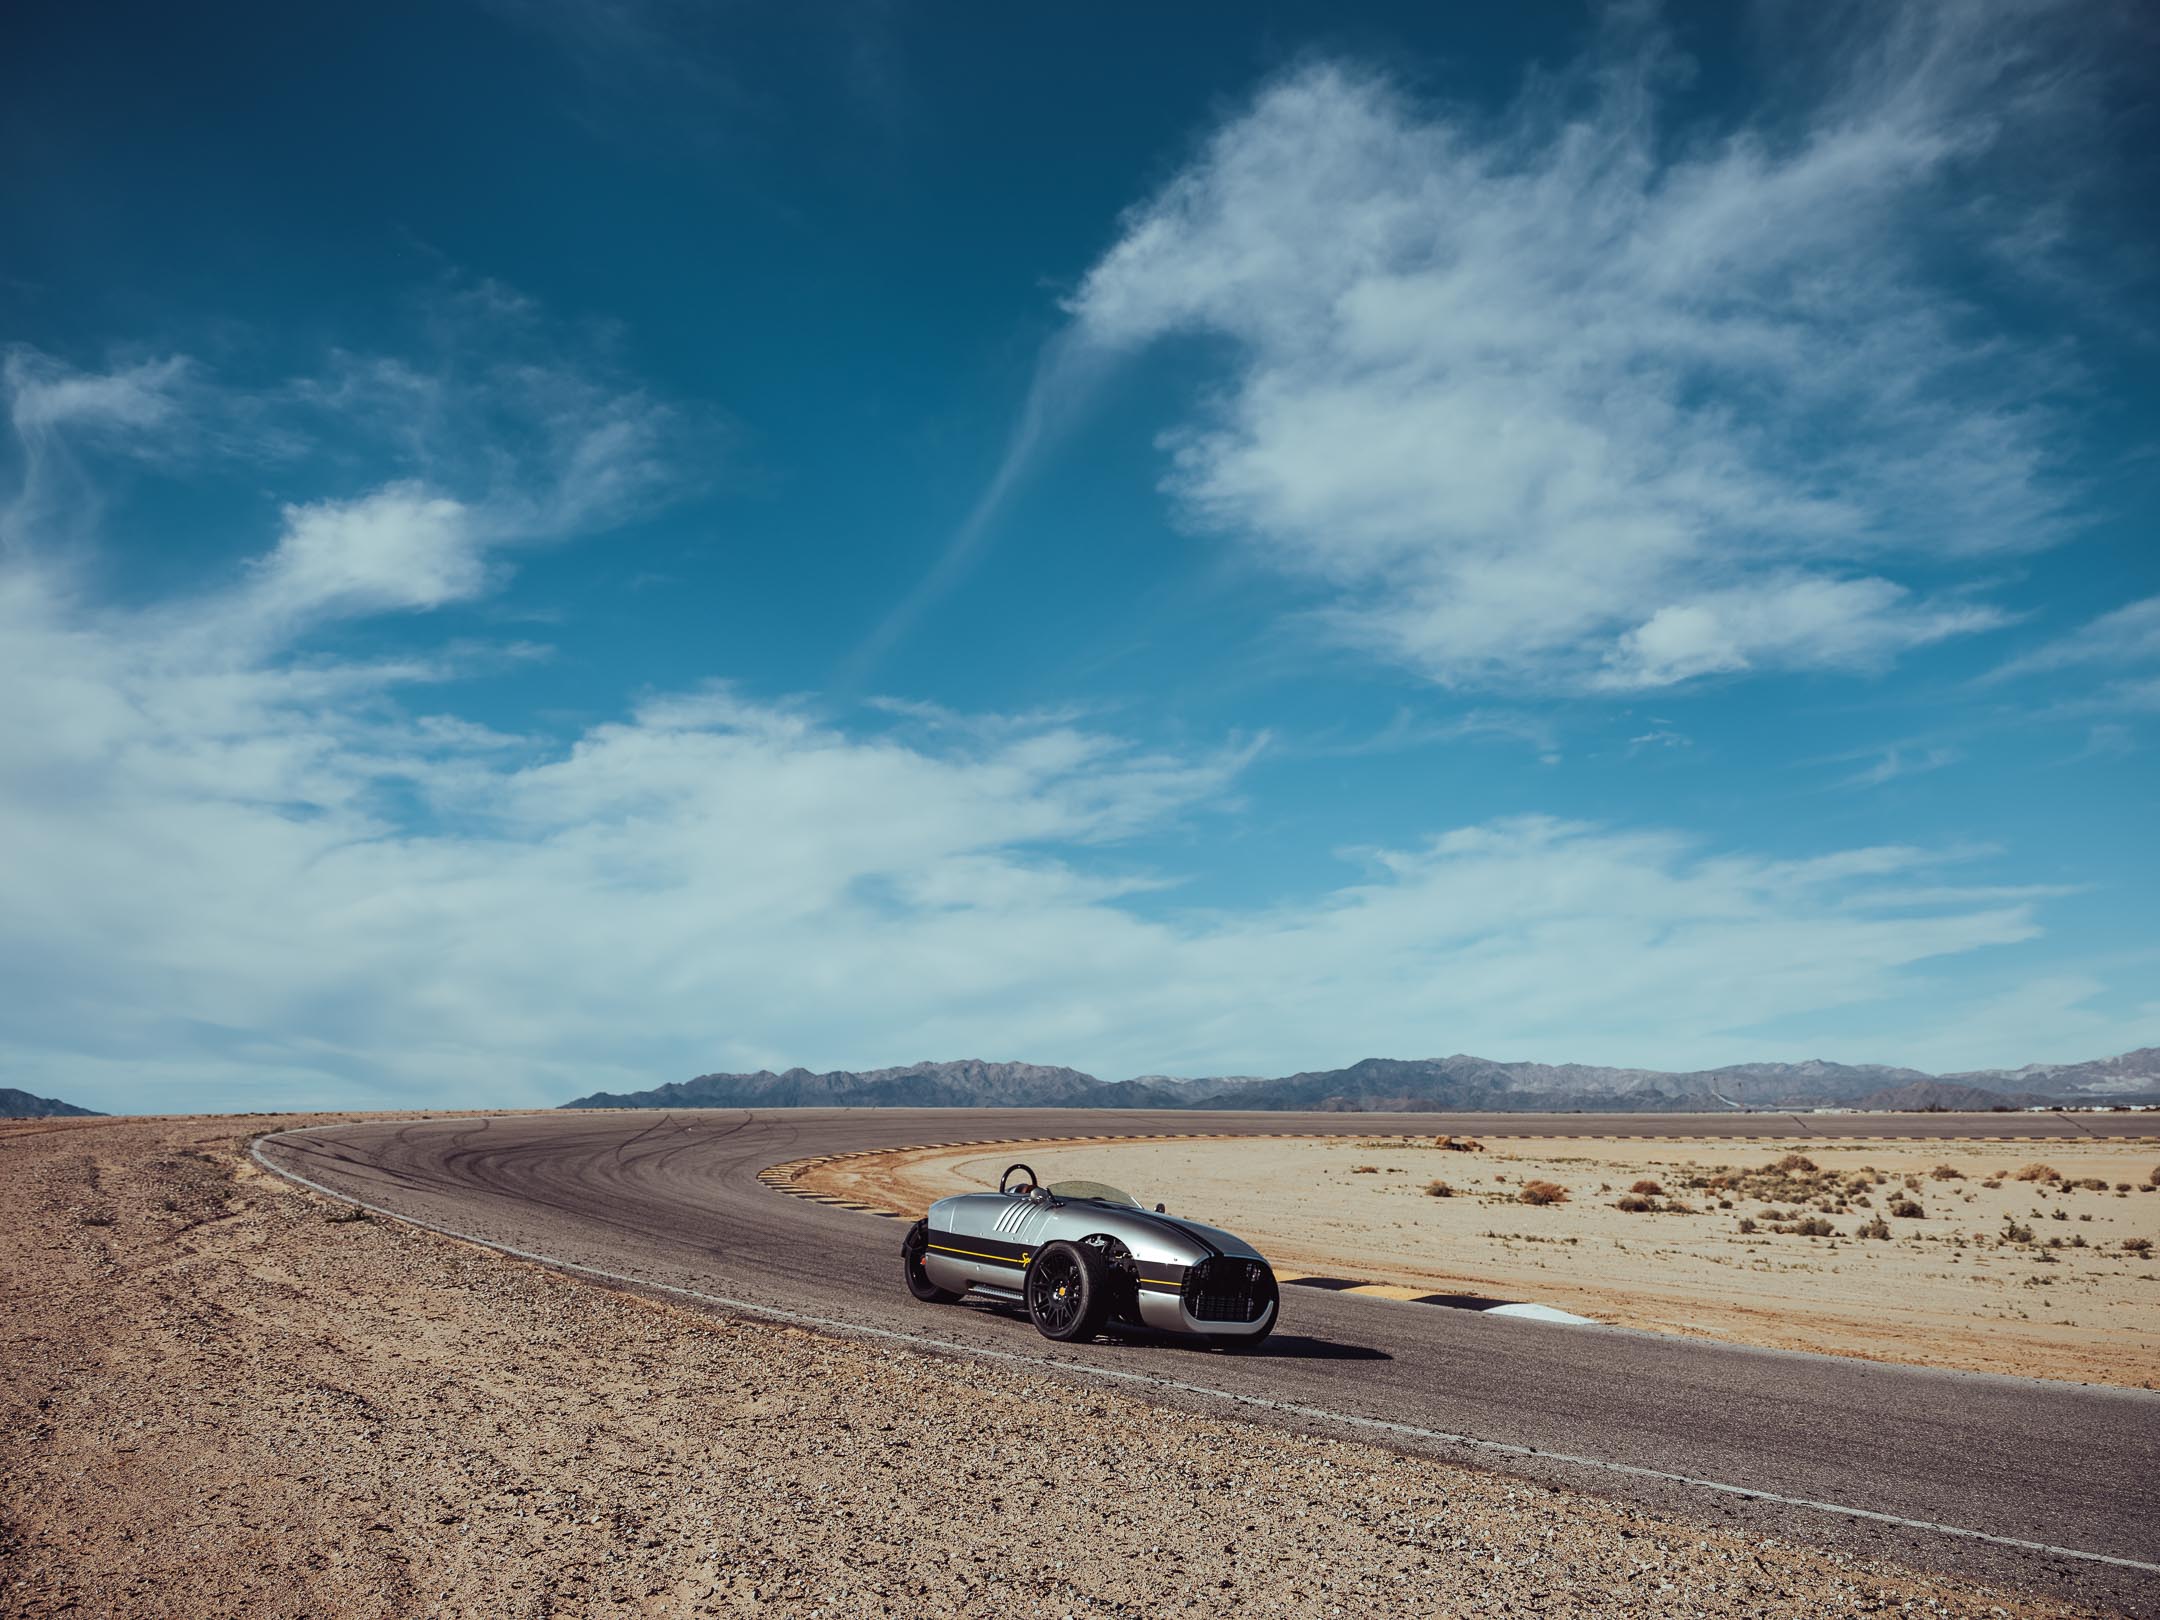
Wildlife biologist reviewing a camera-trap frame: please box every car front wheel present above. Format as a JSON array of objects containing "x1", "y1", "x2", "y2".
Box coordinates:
[{"x1": 1024, "y1": 1240, "x2": 1112, "y2": 1342}]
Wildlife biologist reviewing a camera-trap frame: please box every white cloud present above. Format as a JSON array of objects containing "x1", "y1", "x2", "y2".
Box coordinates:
[
  {"x1": 244, "y1": 485, "x2": 489, "y2": 625},
  {"x1": 1596, "y1": 575, "x2": 2002, "y2": 689},
  {"x1": 1838, "y1": 973, "x2": 2160, "y2": 1079},
  {"x1": 1, "y1": 281, "x2": 710, "y2": 660},
  {"x1": 289, "y1": 347, "x2": 697, "y2": 542},
  {"x1": 3, "y1": 349, "x2": 191, "y2": 436},
  {"x1": 0, "y1": 525, "x2": 2095, "y2": 1111},
  {"x1": 1992, "y1": 594, "x2": 2160, "y2": 679},
  {"x1": 1, "y1": 351, "x2": 199, "y2": 555},
  {"x1": 3, "y1": 271, "x2": 705, "y2": 568},
  {"x1": 1066, "y1": 5, "x2": 2108, "y2": 690}
]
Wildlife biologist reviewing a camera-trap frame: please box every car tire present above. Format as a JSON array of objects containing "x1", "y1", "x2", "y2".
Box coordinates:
[
  {"x1": 1024, "y1": 1240, "x2": 1112, "y2": 1342},
  {"x1": 902, "y1": 1219, "x2": 957, "y2": 1303}
]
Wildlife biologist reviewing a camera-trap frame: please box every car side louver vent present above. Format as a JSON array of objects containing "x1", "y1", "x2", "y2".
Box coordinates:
[{"x1": 1183, "y1": 1258, "x2": 1276, "y2": 1324}]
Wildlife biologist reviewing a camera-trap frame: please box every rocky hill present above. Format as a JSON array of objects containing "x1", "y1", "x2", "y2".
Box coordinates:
[
  {"x1": 0, "y1": 1087, "x2": 102, "y2": 1119},
  {"x1": 562, "y1": 1060, "x2": 1241, "y2": 1112},
  {"x1": 1949, "y1": 1047, "x2": 2160, "y2": 1098},
  {"x1": 562, "y1": 1047, "x2": 2158, "y2": 1113}
]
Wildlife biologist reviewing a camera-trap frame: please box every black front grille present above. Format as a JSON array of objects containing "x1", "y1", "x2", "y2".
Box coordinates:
[{"x1": 1184, "y1": 1258, "x2": 1276, "y2": 1324}]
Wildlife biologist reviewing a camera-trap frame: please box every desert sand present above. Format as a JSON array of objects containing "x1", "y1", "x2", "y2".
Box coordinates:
[
  {"x1": 0, "y1": 1112, "x2": 2123, "y2": 1618},
  {"x1": 805, "y1": 1130, "x2": 2160, "y2": 1388}
]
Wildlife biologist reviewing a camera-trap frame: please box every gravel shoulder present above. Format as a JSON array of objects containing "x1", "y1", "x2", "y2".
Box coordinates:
[
  {"x1": 807, "y1": 1131, "x2": 2160, "y2": 1388},
  {"x1": 0, "y1": 1113, "x2": 2127, "y2": 1618}
]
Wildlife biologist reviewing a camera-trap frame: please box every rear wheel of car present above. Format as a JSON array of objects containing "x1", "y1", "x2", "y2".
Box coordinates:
[
  {"x1": 1025, "y1": 1240, "x2": 1112, "y2": 1342},
  {"x1": 902, "y1": 1219, "x2": 957, "y2": 1303}
]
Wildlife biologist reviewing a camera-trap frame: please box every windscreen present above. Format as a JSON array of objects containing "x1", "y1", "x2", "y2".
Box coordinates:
[{"x1": 1045, "y1": 1179, "x2": 1140, "y2": 1207}]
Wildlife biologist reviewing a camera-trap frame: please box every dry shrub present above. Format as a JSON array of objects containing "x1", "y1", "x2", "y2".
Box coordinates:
[
  {"x1": 1665, "y1": 1198, "x2": 1697, "y2": 1215},
  {"x1": 1791, "y1": 1215, "x2": 1835, "y2": 1237},
  {"x1": 1857, "y1": 1215, "x2": 1892, "y2": 1240},
  {"x1": 1716, "y1": 1155, "x2": 1850, "y2": 1208},
  {"x1": 1630, "y1": 1179, "x2": 1663, "y2": 1196},
  {"x1": 1736, "y1": 1216, "x2": 1758, "y2": 1234},
  {"x1": 2071, "y1": 1177, "x2": 2110, "y2": 1192},
  {"x1": 1517, "y1": 1180, "x2": 1568, "y2": 1206},
  {"x1": 1351, "y1": 1165, "x2": 1379, "y2": 1174},
  {"x1": 2125, "y1": 1236, "x2": 2154, "y2": 1256},
  {"x1": 1425, "y1": 1180, "x2": 1454, "y2": 1198},
  {"x1": 2014, "y1": 1163, "x2": 2061, "y2": 1183},
  {"x1": 1615, "y1": 1193, "x2": 1654, "y2": 1213},
  {"x1": 1888, "y1": 1196, "x2": 1925, "y2": 1219},
  {"x1": 1929, "y1": 1164, "x2": 1964, "y2": 1180}
]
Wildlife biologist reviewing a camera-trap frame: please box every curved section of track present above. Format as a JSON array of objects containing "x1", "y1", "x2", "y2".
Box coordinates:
[{"x1": 257, "y1": 1109, "x2": 2160, "y2": 1615}]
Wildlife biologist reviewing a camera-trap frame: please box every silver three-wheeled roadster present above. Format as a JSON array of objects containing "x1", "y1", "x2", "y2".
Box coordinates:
[{"x1": 900, "y1": 1162, "x2": 1278, "y2": 1349}]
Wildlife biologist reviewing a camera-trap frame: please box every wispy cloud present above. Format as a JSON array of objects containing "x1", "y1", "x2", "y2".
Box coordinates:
[
  {"x1": 1990, "y1": 595, "x2": 2160, "y2": 680},
  {"x1": 1313, "y1": 706, "x2": 1560, "y2": 759},
  {"x1": 838, "y1": 331, "x2": 1116, "y2": 686},
  {"x1": 0, "y1": 349, "x2": 199, "y2": 553},
  {"x1": 1626, "y1": 729, "x2": 1691, "y2": 755},
  {"x1": 2066, "y1": 674, "x2": 2160, "y2": 714},
  {"x1": 3, "y1": 278, "x2": 715, "y2": 633},
  {"x1": 1834, "y1": 745, "x2": 1962, "y2": 790},
  {"x1": 1061, "y1": 3, "x2": 2121, "y2": 692},
  {"x1": 2069, "y1": 721, "x2": 2137, "y2": 760}
]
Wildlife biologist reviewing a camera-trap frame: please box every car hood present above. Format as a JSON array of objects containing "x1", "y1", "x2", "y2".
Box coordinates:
[{"x1": 1148, "y1": 1213, "x2": 1266, "y2": 1264}]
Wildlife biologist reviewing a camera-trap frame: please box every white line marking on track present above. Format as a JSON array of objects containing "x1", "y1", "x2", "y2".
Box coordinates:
[
  {"x1": 250, "y1": 1122, "x2": 2160, "y2": 1579},
  {"x1": 1482, "y1": 1302, "x2": 1599, "y2": 1325}
]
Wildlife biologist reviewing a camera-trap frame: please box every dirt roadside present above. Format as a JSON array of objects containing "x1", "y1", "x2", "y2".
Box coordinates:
[
  {"x1": 0, "y1": 1114, "x2": 2120, "y2": 1618},
  {"x1": 802, "y1": 1132, "x2": 2160, "y2": 1388}
]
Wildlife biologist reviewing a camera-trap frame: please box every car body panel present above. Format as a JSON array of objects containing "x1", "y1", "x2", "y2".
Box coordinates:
[{"x1": 919, "y1": 1187, "x2": 1277, "y2": 1339}]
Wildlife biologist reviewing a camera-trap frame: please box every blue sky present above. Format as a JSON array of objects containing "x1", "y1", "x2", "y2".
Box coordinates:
[{"x1": 3, "y1": 1, "x2": 2156, "y2": 1112}]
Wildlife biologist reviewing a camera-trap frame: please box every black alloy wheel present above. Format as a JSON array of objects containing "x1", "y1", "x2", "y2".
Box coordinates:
[
  {"x1": 902, "y1": 1219, "x2": 957, "y2": 1303},
  {"x1": 1024, "y1": 1240, "x2": 1111, "y2": 1342}
]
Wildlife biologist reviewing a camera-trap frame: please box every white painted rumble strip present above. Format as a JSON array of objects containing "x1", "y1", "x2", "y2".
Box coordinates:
[{"x1": 250, "y1": 1123, "x2": 2160, "y2": 1579}]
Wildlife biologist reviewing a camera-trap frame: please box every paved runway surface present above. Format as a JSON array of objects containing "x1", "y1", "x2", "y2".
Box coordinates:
[{"x1": 259, "y1": 1110, "x2": 2160, "y2": 1615}]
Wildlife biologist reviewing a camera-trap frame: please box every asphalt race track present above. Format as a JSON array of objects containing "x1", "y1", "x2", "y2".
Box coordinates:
[{"x1": 257, "y1": 1110, "x2": 2160, "y2": 1615}]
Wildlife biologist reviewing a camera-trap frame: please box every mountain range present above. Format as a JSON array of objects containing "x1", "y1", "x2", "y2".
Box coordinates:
[
  {"x1": 561, "y1": 1047, "x2": 2160, "y2": 1114},
  {"x1": 0, "y1": 1087, "x2": 102, "y2": 1119}
]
